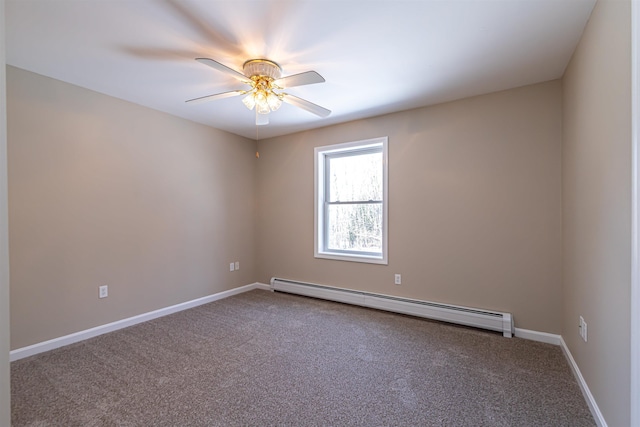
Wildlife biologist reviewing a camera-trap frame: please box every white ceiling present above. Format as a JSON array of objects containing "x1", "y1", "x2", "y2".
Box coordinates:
[{"x1": 6, "y1": 0, "x2": 596, "y2": 140}]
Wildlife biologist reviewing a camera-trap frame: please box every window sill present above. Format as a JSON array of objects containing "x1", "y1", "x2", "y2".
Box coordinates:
[{"x1": 315, "y1": 251, "x2": 388, "y2": 265}]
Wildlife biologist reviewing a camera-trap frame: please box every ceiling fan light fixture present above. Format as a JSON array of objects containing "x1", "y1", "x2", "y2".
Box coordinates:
[
  {"x1": 244, "y1": 79, "x2": 283, "y2": 115},
  {"x1": 189, "y1": 57, "x2": 331, "y2": 123}
]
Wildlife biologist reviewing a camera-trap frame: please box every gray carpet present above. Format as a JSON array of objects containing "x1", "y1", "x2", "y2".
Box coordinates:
[{"x1": 11, "y1": 289, "x2": 595, "y2": 426}]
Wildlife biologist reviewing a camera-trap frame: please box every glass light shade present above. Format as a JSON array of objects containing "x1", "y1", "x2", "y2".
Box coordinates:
[
  {"x1": 242, "y1": 93, "x2": 256, "y2": 110},
  {"x1": 255, "y1": 90, "x2": 266, "y2": 103},
  {"x1": 256, "y1": 101, "x2": 270, "y2": 115},
  {"x1": 254, "y1": 90, "x2": 270, "y2": 114},
  {"x1": 267, "y1": 92, "x2": 282, "y2": 111}
]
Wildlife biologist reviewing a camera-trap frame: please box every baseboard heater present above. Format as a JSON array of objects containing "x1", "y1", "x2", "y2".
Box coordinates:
[{"x1": 270, "y1": 278, "x2": 514, "y2": 337}]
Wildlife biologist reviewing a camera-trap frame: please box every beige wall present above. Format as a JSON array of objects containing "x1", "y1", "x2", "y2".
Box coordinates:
[
  {"x1": 257, "y1": 81, "x2": 563, "y2": 334},
  {"x1": 7, "y1": 66, "x2": 257, "y2": 350},
  {"x1": 1, "y1": 0, "x2": 12, "y2": 424},
  {"x1": 562, "y1": 0, "x2": 632, "y2": 425}
]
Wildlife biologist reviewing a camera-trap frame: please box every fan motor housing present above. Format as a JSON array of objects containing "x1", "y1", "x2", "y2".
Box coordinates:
[{"x1": 243, "y1": 59, "x2": 282, "y2": 80}]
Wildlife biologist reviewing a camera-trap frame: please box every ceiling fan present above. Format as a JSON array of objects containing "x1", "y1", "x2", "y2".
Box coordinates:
[{"x1": 186, "y1": 58, "x2": 331, "y2": 126}]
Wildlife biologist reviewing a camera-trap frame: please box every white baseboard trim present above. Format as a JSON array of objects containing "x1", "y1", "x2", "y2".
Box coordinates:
[
  {"x1": 559, "y1": 336, "x2": 607, "y2": 427},
  {"x1": 10, "y1": 282, "x2": 270, "y2": 362},
  {"x1": 514, "y1": 328, "x2": 562, "y2": 345}
]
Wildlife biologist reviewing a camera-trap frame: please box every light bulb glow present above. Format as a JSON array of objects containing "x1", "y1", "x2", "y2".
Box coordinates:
[
  {"x1": 255, "y1": 90, "x2": 267, "y2": 104},
  {"x1": 242, "y1": 75, "x2": 283, "y2": 119}
]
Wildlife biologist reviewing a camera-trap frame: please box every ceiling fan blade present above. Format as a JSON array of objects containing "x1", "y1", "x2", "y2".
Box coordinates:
[
  {"x1": 185, "y1": 90, "x2": 244, "y2": 104},
  {"x1": 256, "y1": 112, "x2": 269, "y2": 126},
  {"x1": 274, "y1": 71, "x2": 325, "y2": 88},
  {"x1": 196, "y1": 58, "x2": 249, "y2": 82},
  {"x1": 283, "y1": 94, "x2": 331, "y2": 118}
]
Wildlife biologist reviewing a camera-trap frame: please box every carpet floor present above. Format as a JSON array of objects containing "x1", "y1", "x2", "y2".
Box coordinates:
[{"x1": 11, "y1": 289, "x2": 595, "y2": 426}]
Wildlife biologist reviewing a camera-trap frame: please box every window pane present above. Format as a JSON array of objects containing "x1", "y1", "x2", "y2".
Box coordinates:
[
  {"x1": 327, "y1": 203, "x2": 382, "y2": 253},
  {"x1": 328, "y1": 151, "x2": 382, "y2": 202}
]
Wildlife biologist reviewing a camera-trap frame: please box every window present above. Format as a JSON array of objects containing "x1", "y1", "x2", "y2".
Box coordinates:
[{"x1": 314, "y1": 137, "x2": 388, "y2": 264}]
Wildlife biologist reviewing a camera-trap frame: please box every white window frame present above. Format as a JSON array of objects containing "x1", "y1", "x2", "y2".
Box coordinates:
[{"x1": 314, "y1": 137, "x2": 388, "y2": 264}]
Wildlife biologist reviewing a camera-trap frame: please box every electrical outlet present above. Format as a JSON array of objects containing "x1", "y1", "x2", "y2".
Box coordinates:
[
  {"x1": 229, "y1": 262, "x2": 235, "y2": 272},
  {"x1": 99, "y1": 285, "x2": 108, "y2": 299},
  {"x1": 235, "y1": 261, "x2": 240, "y2": 271},
  {"x1": 394, "y1": 274, "x2": 401, "y2": 285},
  {"x1": 579, "y1": 316, "x2": 584, "y2": 338},
  {"x1": 579, "y1": 316, "x2": 588, "y2": 342}
]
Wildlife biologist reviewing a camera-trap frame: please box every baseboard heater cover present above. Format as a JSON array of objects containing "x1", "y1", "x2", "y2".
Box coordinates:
[{"x1": 270, "y1": 278, "x2": 514, "y2": 337}]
